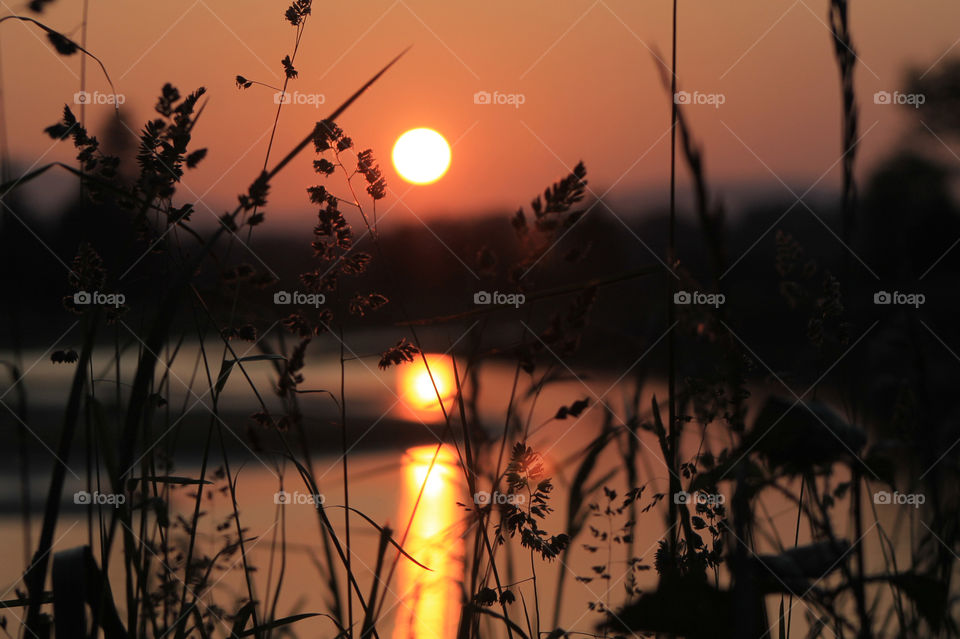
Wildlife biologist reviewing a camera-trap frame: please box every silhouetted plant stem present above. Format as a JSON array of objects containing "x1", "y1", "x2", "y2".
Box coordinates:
[
  {"x1": 265, "y1": 47, "x2": 410, "y2": 186},
  {"x1": 339, "y1": 329, "x2": 355, "y2": 639},
  {"x1": 170, "y1": 319, "x2": 228, "y2": 639},
  {"x1": 784, "y1": 476, "x2": 805, "y2": 638},
  {"x1": 454, "y1": 357, "x2": 516, "y2": 639},
  {"x1": 667, "y1": 0, "x2": 680, "y2": 563},
  {"x1": 829, "y1": 0, "x2": 859, "y2": 280},
  {"x1": 24, "y1": 311, "x2": 99, "y2": 634},
  {"x1": 187, "y1": 285, "x2": 268, "y2": 636},
  {"x1": 261, "y1": 11, "x2": 309, "y2": 178},
  {"x1": 830, "y1": 4, "x2": 870, "y2": 637},
  {"x1": 0, "y1": 39, "x2": 8, "y2": 186},
  {"x1": 0, "y1": 26, "x2": 26, "y2": 573}
]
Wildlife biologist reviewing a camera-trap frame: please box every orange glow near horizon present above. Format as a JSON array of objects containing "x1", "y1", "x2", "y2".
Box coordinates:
[
  {"x1": 392, "y1": 128, "x2": 451, "y2": 185},
  {"x1": 393, "y1": 444, "x2": 462, "y2": 639},
  {"x1": 2, "y1": 2, "x2": 958, "y2": 219},
  {"x1": 398, "y1": 354, "x2": 456, "y2": 414}
]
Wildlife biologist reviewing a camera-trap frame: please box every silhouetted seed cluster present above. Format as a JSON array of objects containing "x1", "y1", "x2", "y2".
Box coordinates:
[
  {"x1": 518, "y1": 285, "x2": 597, "y2": 374},
  {"x1": 238, "y1": 171, "x2": 269, "y2": 214},
  {"x1": 284, "y1": 0, "x2": 312, "y2": 26},
  {"x1": 221, "y1": 324, "x2": 258, "y2": 342},
  {"x1": 578, "y1": 487, "x2": 650, "y2": 610},
  {"x1": 50, "y1": 349, "x2": 78, "y2": 364},
  {"x1": 531, "y1": 160, "x2": 588, "y2": 221},
  {"x1": 501, "y1": 164, "x2": 597, "y2": 372},
  {"x1": 356, "y1": 149, "x2": 387, "y2": 200},
  {"x1": 510, "y1": 161, "x2": 589, "y2": 277},
  {"x1": 378, "y1": 338, "x2": 419, "y2": 370},
  {"x1": 313, "y1": 158, "x2": 335, "y2": 176},
  {"x1": 554, "y1": 398, "x2": 589, "y2": 420},
  {"x1": 277, "y1": 336, "x2": 309, "y2": 401},
  {"x1": 278, "y1": 120, "x2": 389, "y2": 339},
  {"x1": 473, "y1": 586, "x2": 516, "y2": 607},
  {"x1": 281, "y1": 55, "x2": 298, "y2": 80},
  {"x1": 774, "y1": 230, "x2": 850, "y2": 350},
  {"x1": 495, "y1": 443, "x2": 570, "y2": 561},
  {"x1": 685, "y1": 368, "x2": 751, "y2": 432},
  {"x1": 45, "y1": 29, "x2": 76, "y2": 55},
  {"x1": 139, "y1": 84, "x2": 208, "y2": 200},
  {"x1": 44, "y1": 106, "x2": 120, "y2": 201},
  {"x1": 46, "y1": 83, "x2": 209, "y2": 252},
  {"x1": 137, "y1": 470, "x2": 249, "y2": 631},
  {"x1": 219, "y1": 263, "x2": 275, "y2": 341},
  {"x1": 349, "y1": 291, "x2": 388, "y2": 317},
  {"x1": 66, "y1": 242, "x2": 105, "y2": 295},
  {"x1": 26, "y1": 0, "x2": 56, "y2": 14},
  {"x1": 312, "y1": 120, "x2": 342, "y2": 153},
  {"x1": 59, "y1": 243, "x2": 128, "y2": 322},
  {"x1": 250, "y1": 410, "x2": 297, "y2": 433}
]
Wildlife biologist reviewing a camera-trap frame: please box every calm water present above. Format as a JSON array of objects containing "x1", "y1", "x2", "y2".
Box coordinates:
[{"x1": 0, "y1": 344, "x2": 917, "y2": 637}]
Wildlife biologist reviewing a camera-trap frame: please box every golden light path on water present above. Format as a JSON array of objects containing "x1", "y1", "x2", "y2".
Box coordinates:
[{"x1": 393, "y1": 444, "x2": 463, "y2": 639}]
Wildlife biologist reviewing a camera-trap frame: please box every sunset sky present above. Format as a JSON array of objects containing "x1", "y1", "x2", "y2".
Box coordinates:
[{"x1": 3, "y1": 0, "x2": 960, "y2": 225}]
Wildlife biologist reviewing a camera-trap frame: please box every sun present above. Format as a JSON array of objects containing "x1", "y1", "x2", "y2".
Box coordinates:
[{"x1": 392, "y1": 128, "x2": 451, "y2": 185}]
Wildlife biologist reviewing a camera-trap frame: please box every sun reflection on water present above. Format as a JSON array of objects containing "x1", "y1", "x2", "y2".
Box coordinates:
[
  {"x1": 393, "y1": 444, "x2": 463, "y2": 639},
  {"x1": 397, "y1": 354, "x2": 456, "y2": 416}
]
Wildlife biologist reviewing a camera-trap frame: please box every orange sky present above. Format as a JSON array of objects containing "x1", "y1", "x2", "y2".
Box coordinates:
[{"x1": 3, "y1": 0, "x2": 960, "y2": 226}]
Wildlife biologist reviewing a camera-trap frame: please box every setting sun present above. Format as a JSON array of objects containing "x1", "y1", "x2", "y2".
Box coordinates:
[{"x1": 392, "y1": 128, "x2": 451, "y2": 185}]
